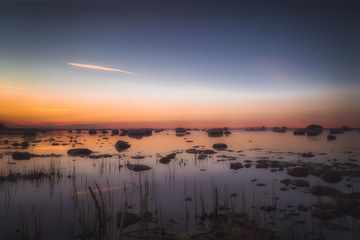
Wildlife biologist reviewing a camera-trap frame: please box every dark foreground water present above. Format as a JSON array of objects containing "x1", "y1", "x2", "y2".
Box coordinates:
[{"x1": 0, "y1": 129, "x2": 359, "y2": 240}]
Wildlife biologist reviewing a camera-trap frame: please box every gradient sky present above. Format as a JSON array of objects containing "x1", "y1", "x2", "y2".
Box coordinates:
[{"x1": 0, "y1": 0, "x2": 359, "y2": 128}]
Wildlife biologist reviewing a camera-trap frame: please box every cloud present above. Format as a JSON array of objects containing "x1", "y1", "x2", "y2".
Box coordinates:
[
  {"x1": 68, "y1": 62, "x2": 135, "y2": 74},
  {"x1": 0, "y1": 85, "x2": 38, "y2": 91},
  {"x1": 34, "y1": 108, "x2": 72, "y2": 112}
]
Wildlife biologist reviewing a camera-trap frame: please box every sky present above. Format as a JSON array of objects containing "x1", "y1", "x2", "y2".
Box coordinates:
[{"x1": 0, "y1": 0, "x2": 359, "y2": 128}]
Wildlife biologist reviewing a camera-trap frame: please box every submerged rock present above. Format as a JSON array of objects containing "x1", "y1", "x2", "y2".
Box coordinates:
[
  {"x1": 12, "y1": 152, "x2": 31, "y2": 160},
  {"x1": 126, "y1": 163, "x2": 151, "y2": 172},
  {"x1": 309, "y1": 185, "x2": 342, "y2": 196},
  {"x1": 311, "y1": 208, "x2": 342, "y2": 220},
  {"x1": 115, "y1": 140, "x2": 131, "y2": 152},
  {"x1": 67, "y1": 148, "x2": 93, "y2": 156},
  {"x1": 291, "y1": 179, "x2": 310, "y2": 187},
  {"x1": 330, "y1": 128, "x2": 344, "y2": 134},
  {"x1": 116, "y1": 212, "x2": 140, "y2": 227},
  {"x1": 327, "y1": 135, "x2": 336, "y2": 140},
  {"x1": 287, "y1": 167, "x2": 312, "y2": 177}
]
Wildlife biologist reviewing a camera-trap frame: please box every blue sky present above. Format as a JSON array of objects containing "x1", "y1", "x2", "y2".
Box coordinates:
[{"x1": 0, "y1": 0, "x2": 359, "y2": 127}]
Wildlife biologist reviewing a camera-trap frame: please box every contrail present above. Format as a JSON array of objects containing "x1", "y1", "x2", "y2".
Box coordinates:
[{"x1": 68, "y1": 62, "x2": 135, "y2": 74}]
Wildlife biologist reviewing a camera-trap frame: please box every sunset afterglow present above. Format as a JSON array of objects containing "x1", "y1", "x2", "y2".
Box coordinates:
[{"x1": 1, "y1": 0, "x2": 359, "y2": 128}]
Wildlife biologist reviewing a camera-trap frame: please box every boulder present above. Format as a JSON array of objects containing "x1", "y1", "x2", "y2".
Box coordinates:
[
  {"x1": 20, "y1": 141, "x2": 29, "y2": 148},
  {"x1": 159, "y1": 156, "x2": 171, "y2": 164},
  {"x1": 126, "y1": 164, "x2": 151, "y2": 172},
  {"x1": 67, "y1": 148, "x2": 93, "y2": 156},
  {"x1": 212, "y1": 143, "x2": 228, "y2": 150},
  {"x1": 230, "y1": 162, "x2": 243, "y2": 170},
  {"x1": 88, "y1": 129, "x2": 97, "y2": 135},
  {"x1": 309, "y1": 185, "x2": 342, "y2": 196},
  {"x1": 301, "y1": 152, "x2": 314, "y2": 157},
  {"x1": 111, "y1": 129, "x2": 120, "y2": 135},
  {"x1": 310, "y1": 168, "x2": 328, "y2": 177},
  {"x1": 12, "y1": 152, "x2": 31, "y2": 160},
  {"x1": 175, "y1": 128, "x2": 186, "y2": 133},
  {"x1": 207, "y1": 128, "x2": 223, "y2": 137},
  {"x1": 320, "y1": 170, "x2": 342, "y2": 183},
  {"x1": 293, "y1": 129, "x2": 306, "y2": 135},
  {"x1": 291, "y1": 179, "x2": 310, "y2": 187},
  {"x1": 115, "y1": 140, "x2": 131, "y2": 152}
]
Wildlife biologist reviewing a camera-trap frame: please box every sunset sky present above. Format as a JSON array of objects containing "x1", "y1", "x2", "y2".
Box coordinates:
[{"x1": 1, "y1": 0, "x2": 359, "y2": 128}]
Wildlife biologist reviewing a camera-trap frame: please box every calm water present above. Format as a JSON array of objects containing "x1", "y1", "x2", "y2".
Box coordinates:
[{"x1": 0, "y1": 129, "x2": 359, "y2": 240}]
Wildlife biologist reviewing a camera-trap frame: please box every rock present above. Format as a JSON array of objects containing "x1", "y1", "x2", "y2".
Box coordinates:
[
  {"x1": 309, "y1": 185, "x2": 342, "y2": 196},
  {"x1": 115, "y1": 140, "x2": 131, "y2": 152},
  {"x1": 111, "y1": 129, "x2": 120, "y2": 135},
  {"x1": 116, "y1": 212, "x2": 140, "y2": 227},
  {"x1": 230, "y1": 162, "x2": 243, "y2": 170},
  {"x1": 293, "y1": 129, "x2": 307, "y2": 135},
  {"x1": 127, "y1": 129, "x2": 152, "y2": 139},
  {"x1": 175, "y1": 128, "x2": 186, "y2": 133},
  {"x1": 207, "y1": 128, "x2": 223, "y2": 137},
  {"x1": 307, "y1": 124, "x2": 323, "y2": 132},
  {"x1": 280, "y1": 179, "x2": 291, "y2": 186},
  {"x1": 307, "y1": 130, "x2": 320, "y2": 136},
  {"x1": 301, "y1": 152, "x2": 315, "y2": 158},
  {"x1": 12, "y1": 152, "x2": 31, "y2": 160},
  {"x1": 287, "y1": 167, "x2": 312, "y2": 177},
  {"x1": 101, "y1": 130, "x2": 108, "y2": 134},
  {"x1": 272, "y1": 127, "x2": 286, "y2": 133},
  {"x1": 88, "y1": 129, "x2": 97, "y2": 135},
  {"x1": 330, "y1": 128, "x2": 344, "y2": 134},
  {"x1": 327, "y1": 135, "x2": 336, "y2": 140},
  {"x1": 245, "y1": 127, "x2": 266, "y2": 131},
  {"x1": 310, "y1": 168, "x2": 328, "y2": 177},
  {"x1": 159, "y1": 156, "x2": 171, "y2": 164},
  {"x1": 67, "y1": 148, "x2": 93, "y2": 156},
  {"x1": 280, "y1": 187, "x2": 289, "y2": 191},
  {"x1": 20, "y1": 141, "x2": 29, "y2": 148},
  {"x1": 320, "y1": 170, "x2": 342, "y2": 183},
  {"x1": 291, "y1": 179, "x2": 310, "y2": 187},
  {"x1": 341, "y1": 126, "x2": 352, "y2": 131},
  {"x1": 126, "y1": 163, "x2": 151, "y2": 172},
  {"x1": 89, "y1": 154, "x2": 113, "y2": 159},
  {"x1": 212, "y1": 143, "x2": 227, "y2": 150}
]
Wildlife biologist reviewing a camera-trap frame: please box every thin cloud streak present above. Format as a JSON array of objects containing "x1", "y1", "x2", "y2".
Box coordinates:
[
  {"x1": 0, "y1": 85, "x2": 38, "y2": 91},
  {"x1": 34, "y1": 108, "x2": 72, "y2": 112},
  {"x1": 68, "y1": 62, "x2": 135, "y2": 74}
]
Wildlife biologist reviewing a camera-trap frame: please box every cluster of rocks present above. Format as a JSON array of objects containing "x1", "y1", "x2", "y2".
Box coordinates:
[
  {"x1": 272, "y1": 127, "x2": 287, "y2": 133},
  {"x1": 207, "y1": 128, "x2": 231, "y2": 137},
  {"x1": 159, "y1": 153, "x2": 176, "y2": 164}
]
